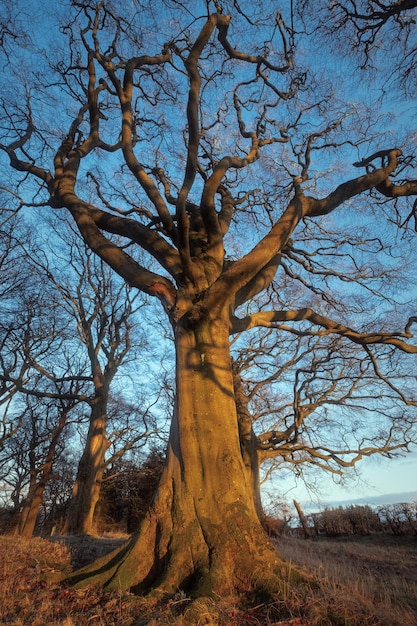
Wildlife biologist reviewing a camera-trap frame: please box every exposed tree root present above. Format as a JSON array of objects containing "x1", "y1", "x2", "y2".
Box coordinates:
[{"x1": 65, "y1": 497, "x2": 309, "y2": 605}]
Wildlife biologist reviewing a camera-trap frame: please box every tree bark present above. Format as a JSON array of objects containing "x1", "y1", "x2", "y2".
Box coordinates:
[
  {"x1": 293, "y1": 499, "x2": 313, "y2": 540},
  {"x1": 65, "y1": 394, "x2": 109, "y2": 535},
  {"x1": 19, "y1": 479, "x2": 49, "y2": 538},
  {"x1": 19, "y1": 407, "x2": 70, "y2": 538},
  {"x1": 66, "y1": 313, "x2": 298, "y2": 599},
  {"x1": 232, "y1": 362, "x2": 264, "y2": 521}
]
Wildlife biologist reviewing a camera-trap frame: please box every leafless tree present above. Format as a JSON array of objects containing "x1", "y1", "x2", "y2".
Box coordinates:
[
  {"x1": 0, "y1": 219, "x2": 34, "y2": 447},
  {"x1": 377, "y1": 502, "x2": 407, "y2": 534},
  {"x1": 13, "y1": 396, "x2": 78, "y2": 537},
  {"x1": 400, "y1": 501, "x2": 417, "y2": 534},
  {"x1": 41, "y1": 226, "x2": 147, "y2": 536},
  {"x1": 233, "y1": 327, "x2": 417, "y2": 499},
  {"x1": 0, "y1": 215, "x2": 151, "y2": 537},
  {"x1": 0, "y1": 245, "x2": 87, "y2": 536},
  {"x1": 0, "y1": 0, "x2": 416, "y2": 605}
]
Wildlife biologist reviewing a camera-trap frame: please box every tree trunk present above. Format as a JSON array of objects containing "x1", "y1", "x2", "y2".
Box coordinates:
[
  {"x1": 67, "y1": 314, "x2": 301, "y2": 600},
  {"x1": 19, "y1": 479, "x2": 47, "y2": 538},
  {"x1": 232, "y1": 362, "x2": 264, "y2": 521},
  {"x1": 19, "y1": 408, "x2": 70, "y2": 538},
  {"x1": 293, "y1": 499, "x2": 313, "y2": 540},
  {"x1": 18, "y1": 473, "x2": 38, "y2": 537},
  {"x1": 65, "y1": 395, "x2": 109, "y2": 535}
]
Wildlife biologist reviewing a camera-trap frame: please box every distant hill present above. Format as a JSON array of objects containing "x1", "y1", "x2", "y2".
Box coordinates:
[
  {"x1": 302, "y1": 490, "x2": 417, "y2": 512},
  {"x1": 351, "y1": 490, "x2": 417, "y2": 507}
]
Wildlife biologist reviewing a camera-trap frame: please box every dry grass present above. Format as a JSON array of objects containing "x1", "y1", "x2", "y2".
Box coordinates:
[
  {"x1": 0, "y1": 535, "x2": 302, "y2": 625},
  {"x1": 276, "y1": 534, "x2": 417, "y2": 625},
  {"x1": 0, "y1": 533, "x2": 416, "y2": 625}
]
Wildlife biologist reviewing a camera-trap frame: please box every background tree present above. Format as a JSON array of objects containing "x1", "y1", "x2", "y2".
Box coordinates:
[
  {"x1": 233, "y1": 324, "x2": 417, "y2": 503},
  {"x1": 0, "y1": 213, "x2": 153, "y2": 537},
  {"x1": 38, "y1": 450, "x2": 78, "y2": 535},
  {"x1": 0, "y1": 233, "x2": 86, "y2": 536},
  {"x1": 16, "y1": 394, "x2": 79, "y2": 538},
  {"x1": 41, "y1": 223, "x2": 147, "y2": 536},
  {"x1": 375, "y1": 501, "x2": 417, "y2": 535},
  {"x1": 309, "y1": 504, "x2": 381, "y2": 537},
  {"x1": 0, "y1": 218, "x2": 33, "y2": 447},
  {"x1": 98, "y1": 447, "x2": 165, "y2": 534},
  {"x1": 0, "y1": 240, "x2": 77, "y2": 536},
  {"x1": 1, "y1": 0, "x2": 417, "y2": 606}
]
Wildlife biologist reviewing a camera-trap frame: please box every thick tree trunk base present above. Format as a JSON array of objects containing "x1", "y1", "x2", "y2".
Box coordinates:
[
  {"x1": 65, "y1": 469, "x2": 305, "y2": 604},
  {"x1": 64, "y1": 319, "x2": 310, "y2": 604}
]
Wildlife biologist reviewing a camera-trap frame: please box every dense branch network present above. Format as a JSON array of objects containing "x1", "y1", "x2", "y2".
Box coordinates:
[
  {"x1": 314, "y1": 0, "x2": 417, "y2": 78},
  {"x1": 1, "y1": 1, "x2": 417, "y2": 480},
  {"x1": 233, "y1": 324, "x2": 416, "y2": 477}
]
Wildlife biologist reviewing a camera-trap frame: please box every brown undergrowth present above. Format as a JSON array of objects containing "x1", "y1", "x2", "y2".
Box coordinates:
[
  {"x1": 0, "y1": 533, "x2": 416, "y2": 625},
  {"x1": 277, "y1": 534, "x2": 417, "y2": 626}
]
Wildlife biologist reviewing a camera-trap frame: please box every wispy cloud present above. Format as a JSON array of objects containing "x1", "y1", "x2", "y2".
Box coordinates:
[{"x1": 302, "y1": 490, "x2": 417, "y2": 512}]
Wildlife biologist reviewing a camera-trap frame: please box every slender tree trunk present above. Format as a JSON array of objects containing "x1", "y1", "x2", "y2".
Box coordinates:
[
  {"x1": 65, "y1": 394, "x2": 109, "y2": 535},
  {"x1": 19, "y1": 478, "x2": 48, "y2": 538},
  {"x1": 232, "y1": 362, "x2": 264, "y2": 521},
  {"x1": 67, "y1": 314, "x2": 301, "y2": 600},
  {"x1": 19, "y1": 408, "x2": 70, "y2": 538},
  {"x1": 18, "y1": 473, "x2": 37, "y2": 537},
  {"x1": 293, "y1": 499, "x2": 313, "y2": 540}
]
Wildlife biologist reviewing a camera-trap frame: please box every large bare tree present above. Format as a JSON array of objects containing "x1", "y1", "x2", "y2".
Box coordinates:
[{"x1": 1, "y1": 0, "x2": 417, "y2": 603}]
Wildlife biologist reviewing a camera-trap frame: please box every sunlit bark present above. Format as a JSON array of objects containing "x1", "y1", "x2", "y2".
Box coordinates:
[
  {"x1": 65, "y1": 392, "x2": 110, "y2": 535},
  {"x1": 68, "y1": 311, "x2": 295, "y2": 598},
  {"x1": 18, "y1": 406, "x2": 70, "y2": 538}
]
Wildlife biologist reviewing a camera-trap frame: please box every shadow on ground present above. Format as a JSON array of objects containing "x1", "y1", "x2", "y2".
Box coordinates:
[{"x1": 50, "y1": 534, "x2": 128, "y2": 569}]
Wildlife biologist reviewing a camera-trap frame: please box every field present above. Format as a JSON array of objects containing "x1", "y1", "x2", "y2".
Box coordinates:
[
  {"x1": 0, "y1": 533, "x2": 416, "y2": 625},
  {"x1": 277, "y1": 534, "x2": 417, "y2": 625}
]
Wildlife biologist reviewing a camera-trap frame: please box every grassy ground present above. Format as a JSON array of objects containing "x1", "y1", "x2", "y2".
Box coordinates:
[
  {"x1": 0, "y1": 533, "x2": 416, "y2": 625},
  {"x1": 277, "y1": 533, "x2": 417, "y2": 625}
]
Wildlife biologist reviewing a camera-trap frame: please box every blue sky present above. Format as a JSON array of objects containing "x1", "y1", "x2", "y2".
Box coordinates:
[{"x1": 269, "y1": 448, "x2": 417, "y2": 512}]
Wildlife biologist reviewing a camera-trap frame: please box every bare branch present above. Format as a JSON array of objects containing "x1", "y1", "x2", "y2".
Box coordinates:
[{"x1": 231, "y1": 307, "x2": 417, "y2": 353}]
